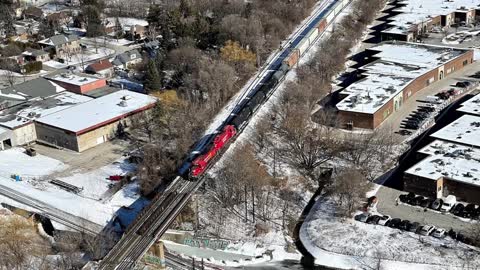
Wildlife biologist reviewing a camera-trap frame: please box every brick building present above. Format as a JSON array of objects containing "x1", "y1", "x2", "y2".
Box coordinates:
[
  {"x1": 45, "y1": 73, "x2": 107, "y2": 94},
  {"x1": 380, "y1": 0, "x2": 480, "y2": 42},
  {"x1": 335, "y1": 42, "x2": 473, "y2": 129},
  {"x1": 35, "y1": 90, "x2": 156, "y2": 152}
]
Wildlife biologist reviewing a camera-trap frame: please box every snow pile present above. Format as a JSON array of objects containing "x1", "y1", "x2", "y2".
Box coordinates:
[{"x1": 301, "y1": 197, "x2": 480, "y2": 269}]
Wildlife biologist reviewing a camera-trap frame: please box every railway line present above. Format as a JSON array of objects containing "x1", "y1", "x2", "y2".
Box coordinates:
[{"x1": 97, "y1": 0, "x2": 351, "y2": 268}]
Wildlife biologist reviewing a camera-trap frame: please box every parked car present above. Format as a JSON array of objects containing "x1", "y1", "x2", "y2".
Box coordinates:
[
  {"x1": 398, "y1": 129, "x2": 412, "y2": 136},
  {"x1": 432, "y1": 228, "x2": 446, "y2": 238},
  {"x1": 452, "y1": 203, "x2": 465, "y2": 216},
  {"x1": 387, "y1": 218, "x2": 402, "y2": 228},
  {"x1": 455, "y1": 81, "x2": 471, "y2": 88},
  {"x1": 412, "y1": 196, "x2": 424, "y2": 206},
  {"x1": 399, "y1": 194, "x2": 408, "y2": 203},
  {"x1": 440, "y1": 195, "x2": 457, "y2": 212},
  {"x1": 378, "y1": 215, "x2": 391, "y2": 226},
  {"x1": 407, "y1": 222, "x2": 421, "y2": 232},
  {"x1": 431, "y1": 198, "x2": 443, "y2": 210},
  {"x1": 419, "y1": 225, "x2": 436, "y2": 236},
  {"x1": 464, "y1": 204, "x2": 478, "y2": 218},
  {"x1": 354, "y1": 213, "x2": 370, "y2": 222},
  {"x1": 399, "y1": 220, "x2": 411, "y2": 231},
  {"x1": 448, "y1": 228, "x2": 457, "y2": 239},
  {"x1": 420, "y1": 198, "x2": 432, "y2": 208},
  {"x1": 367, "y1": 215, "x2": 381, "y2": 224}
]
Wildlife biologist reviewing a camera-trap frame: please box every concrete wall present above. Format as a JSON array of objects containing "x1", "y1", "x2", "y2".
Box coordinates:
[
  {"x1": 49, "y1": 78, "x2": 107, "y2": 94},
  {"x1": 12, "y1": 123, "x2": 37, "y2": 146},
  {"x1": 76, "y1": 119, "x2": 126, "y2": 152},
  {"x1": 403, "y1": 173, "x2": 438, "y2": 199},
  {"x1": 443, "y1": 178, "x2": 480, "y2": 204},
  {"x1": 35, "y1": 122, "x2": 79, "y2": 151}
]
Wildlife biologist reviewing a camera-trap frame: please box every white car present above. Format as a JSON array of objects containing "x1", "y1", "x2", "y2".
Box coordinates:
[
  {"x1": 440, "y1": 195, "x2": 456, "y2": 212},
  {"x1": 377, "y1": 215, "x2": 391, "y2": 226},
  {"x1": 432, "y1": 228, "x2": 446, "y2": 238},
  {"x1": 419, "y1": 225, "x2": 436, "y2": 236}
]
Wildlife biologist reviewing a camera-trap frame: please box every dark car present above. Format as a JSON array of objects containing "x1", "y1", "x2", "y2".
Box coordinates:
[
  {"x1": 448, "y1": 228, "x2": 457, "y2": 239},
  {"x1": 398, "y1": 220, "x2": 411, "y2": 230},
  {"x1": 452, "y1": 203, "x2": 465, "y2": 216},
  {"x1": 412, "y1": 196, "x2": 424, "y2": 206},
  {"x1": 455, "y1": 81, "x2": 471, "y2": 88},
  {"x1": 399, "y1": 194, "x2": 408, "y2": 203},
  {"x1": 387, "y1": 218, "x2": 402, "y2": 228},
  {"x1": 464, "y1": 204, "x2": 478, "y2": 218},
  {"x1": 407, "y1": 222, "x2": 421, "y2": 232},
  {"x1": 367, "y1": 215, "x2": 381, "y2": 224},
  {"x1": 399, "y1": 129, "x2": 412, "y2": 136},
  {"x1": 457, "y1": 233, "x2": 465, "y2": 242},
  {"x1": 431, "y1": 198, "x2": 443, "y2": 211},
  {"x1": 420, "y1": 198, "x2": 432, "y2": 208}
]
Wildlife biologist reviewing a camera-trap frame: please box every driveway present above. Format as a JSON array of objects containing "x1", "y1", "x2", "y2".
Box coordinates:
[{"x1": 376, "y1": 185, "x2": 478, "y2": 238}]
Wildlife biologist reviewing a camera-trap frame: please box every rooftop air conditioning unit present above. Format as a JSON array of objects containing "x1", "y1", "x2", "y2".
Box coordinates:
[
  {"x1": 122, "y1": 95, "x2": 132, "y2": 100},
  {"x1": 118, "y1": 100, "x2": 127, "y2": 107}
]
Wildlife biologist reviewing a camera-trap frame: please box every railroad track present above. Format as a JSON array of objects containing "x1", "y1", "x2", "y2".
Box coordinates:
[
  {"x1": 0, "y1": 177, "x2": 102, "y2": 235},
  {"x1": 97, "y1": 0, "x2": 351, "y2": 268}
]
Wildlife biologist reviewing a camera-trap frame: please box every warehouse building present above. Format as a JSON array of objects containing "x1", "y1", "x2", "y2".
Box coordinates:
[
  {"x1": 35, "y1": 90, "x2": 156, "y2": 152},
  {"x1": 0, "y1": 91, "x2": 92, "y2": 150},
  {"x1": 380, "y1": 0, "x2": 480, "y2": 42},
  {"x1": 45, "y1": 73, "x2": 107, "y2": 94},
  {"x1": 335, "y1": 42, "x2": 473, "y2": 129}
]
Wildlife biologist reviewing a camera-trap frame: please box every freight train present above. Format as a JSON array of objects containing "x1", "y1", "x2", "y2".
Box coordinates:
[{"x1": 179, "y1": 0, "x2": 350, "y2": 179}]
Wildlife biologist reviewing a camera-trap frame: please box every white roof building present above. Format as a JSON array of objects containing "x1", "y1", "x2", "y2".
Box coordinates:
[
  {"x1": 36, "y1": 90, "x2": 157, "y2": 134},
  {"x1": 336, "y1": 42, "x2": 468, "y2": 114},
  {"x1": 457, "y1": 94, "x2": 480, "y2": 116},
  {"x1": 431, "y1": 114, "x2": 480, "y2": 148}
]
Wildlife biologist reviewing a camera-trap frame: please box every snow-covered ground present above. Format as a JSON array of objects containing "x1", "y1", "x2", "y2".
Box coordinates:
[
  {"x1": 301, "y1": 197, "x2": 480, "y2": 270},
  {"x1": 0, "y1": 147, "x2": 140, "y2": 227},
  {"x1": 43, "y1": 47, "x2": 115, "y2": 69}
]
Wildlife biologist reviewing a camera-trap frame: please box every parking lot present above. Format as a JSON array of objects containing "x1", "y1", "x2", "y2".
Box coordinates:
[{"x1": 375, "y1": 185, "x2": 478, "y2": 240}]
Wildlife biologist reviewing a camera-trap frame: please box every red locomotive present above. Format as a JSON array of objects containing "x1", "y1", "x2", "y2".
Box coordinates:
[{"x1": 191, "y1": 125, "x2": 237, "y2": 177}]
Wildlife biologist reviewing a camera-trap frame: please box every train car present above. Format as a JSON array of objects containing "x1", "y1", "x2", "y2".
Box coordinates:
[
  {"x1": 284, "y1": 50, "x2": 300, "y2": 68},
  {"x1": 190, "y1": 125, "x2": 237, "y2": 177},
  {"x1": 317, "y1": 18, "x2": 327, "y2": 33},
  {"x1": 297, "y1": 37, "x2": 310, "y2": 57},
  {"x1": 325, "y1": 9, "x2": 335, "y2": 24},
  {"x1": 307, "y1": 28, "x2": 319, "y2": 45},
  {"x1": 334, "y1": 1, "x2": 344, "y2": 15}
]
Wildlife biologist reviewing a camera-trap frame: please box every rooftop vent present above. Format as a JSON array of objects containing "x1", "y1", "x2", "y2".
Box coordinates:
[
  {"x1": 118, "y1": 100, "x2": 127, "y2": 107},
  {"x1": 122, "y1": 95, "x2": 132, "y2": 101}
]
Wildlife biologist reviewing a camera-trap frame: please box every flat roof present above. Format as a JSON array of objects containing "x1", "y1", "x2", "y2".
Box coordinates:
[
  {"x1": 336, "y1": 42, "x2": 468, "y2": 114},
  {"x1": 405, "y1": 140, "x2": 480, "y2": 187},
  {"x1": 431, "y1": 114, "x2": 480, "y2": 148},
  {"x1": 457, "y1": 93, "x2": 480, "y2": 116},
  {"x1": 36, "y1": 90, "x2": 157, "y2": 134},
  {"x1": 383, "y1": 0, "x2": 480, "y2": 36},
  {"x1": 0, "y1": 92, "x2": 93, "y2": 129},
  {"x1": 46, "y1": 73, "x2": 102, "y2": 86}
]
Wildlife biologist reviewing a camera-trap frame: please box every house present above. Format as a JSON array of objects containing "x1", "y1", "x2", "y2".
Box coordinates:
[
  {"x1": 335, "y1": 42, "x2": 473, "y2": 129},
  {"x1": 35, "y1": 90, "x2": 156, "y2": 152},
  {"x1": 45, "y1": 72, "x2": 107, "y2": 94},
  {"x1": 22, "y1": 49, "x2": 50, "y2": 62},
  {"x1": 38, "y1": 34, "x2": 80, "y2": 60},
  {"x1": 46, "y1": 11, "x2": 70, "y2": 27},
  {"x1": 85, "y1": 60, "x2": 114, "y2": 78},
  {"x1": 24, "y1": 6, "x2": 44, "y2": 20},
  {"x1": 104, "y1": 17, "x2": 148, "y2": 40},
  {"x1": 0, "y1": 78, "x2": 66, "y2": 110},
  {"x1": 112, "y1": 49, "x2": 142, "y2": 69}
]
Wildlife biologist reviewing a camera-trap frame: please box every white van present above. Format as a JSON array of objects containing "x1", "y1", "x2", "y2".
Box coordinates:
[
  {"x1": 440, "y1": 195, "x2": 456, "y2": 212},
  {"x1": 424, "y1": 95, "x2": 441, "y2": 104}
]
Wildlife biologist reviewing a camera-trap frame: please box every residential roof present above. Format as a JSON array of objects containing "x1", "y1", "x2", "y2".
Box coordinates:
[
  {"x1": 383, "y1": 0, "x2": 480, "y2": 36},
  {"x1": 36, "y1": 90, "x2": 156, "y2": 134},
  {"x1": 38, "y1": 34, "x2": 79, "y2": 47},
  {"x1": 405, "y1": 140, "x2": 480, "y2": 187},
  {"x1": 45, "y1": 73, "x2": 103, "y2": 86},
  {"x1": 0, "y1": 91, "x2": 92, "y2": 129},
  {"x1": 86, "y1": 60, "x2": 113, "y2": 73},
  {"x1": 112, "y1": 49, "x2": 141, "y2": 66},
  {"x1": 336, "y1": 42, "x2": 470, "y2": 114},
  {"x1": 22, "y1": 49, "x2": 49, "y2": 57},
  {"x1": 431, "y1": 114, "x2": 480, "y2": 148},
  {"x1": 457, "y1": 93, "x2": 480, "y2": 116},
  {"x1": 0, "y1": 78, "x2": 65, "y2": 102},
  {"x1": 105, "y1": 17, "x2": 149, "y2": 28}
]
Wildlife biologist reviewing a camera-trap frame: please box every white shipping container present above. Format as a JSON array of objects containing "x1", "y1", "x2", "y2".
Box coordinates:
[
  {"x1": 326, "y1": 11, "x2": 335, "y2": 24},
  {"x1": 343, "y1": 0, "x2": 350, "y2": 7},
  {"x1": 334, "y1": 2, "x2": 343, "y2": 15},
  {"x1": 298, "y1": 38, "x2": 310, "y2": 56},
  {"x1": 307, "y1": 28, "x2": 319, "y2": 45}
]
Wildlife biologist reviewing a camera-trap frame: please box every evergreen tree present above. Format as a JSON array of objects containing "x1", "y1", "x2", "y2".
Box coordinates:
[
  {"x1": 0, "y1": 0, "x2": 16, "y2": 37},
  {"x1": 144, "y1": 60, "x2": 162, "y2": 93},
  {"x1": 38, "y1": 19, "x2": 55, "y2": 39}
]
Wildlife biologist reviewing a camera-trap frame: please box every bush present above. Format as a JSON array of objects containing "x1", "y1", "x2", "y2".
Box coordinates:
[{"x1": 23, "y1": 61, "x2": 42, "y2": 74}]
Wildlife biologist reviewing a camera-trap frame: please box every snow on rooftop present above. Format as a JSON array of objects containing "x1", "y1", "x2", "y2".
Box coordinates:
[
  {"x1": 384, "y1": 0, "x2": 480, "y2": 36},
  {"x1": 336, "y1": 42, "x2": 468, "y2": 114},
  {"x1": 0, "y1": 92, "x2": 92, "y2": 129},
  {"x1": 37, "y1": 90, "x2": 156, "y2": 133},
  {"x1": 47, "y1": 73, "x2": 102, "y2": 86},
  {"x1": 105, "y1": 17, "x2": 148, "y2": 27},
  {"x1": 405, "y1": 140, "x2": 480, "y2": 186},
  {"x1": 431, "y1": 114, "x2": 480, "y2": 148},
  {"x1": 457, "y1": 93, "x2": 480, "y2": 116}
]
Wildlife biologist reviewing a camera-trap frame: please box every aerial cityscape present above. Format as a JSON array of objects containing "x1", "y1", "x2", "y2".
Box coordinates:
[{"x1": 0, "y1": 0, "x2": 480, "y2": 269}]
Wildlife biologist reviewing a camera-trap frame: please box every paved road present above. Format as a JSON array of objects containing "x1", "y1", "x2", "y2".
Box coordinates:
[{"x1": 376, "y1": 186, "x2": 477, "y2": 237}]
